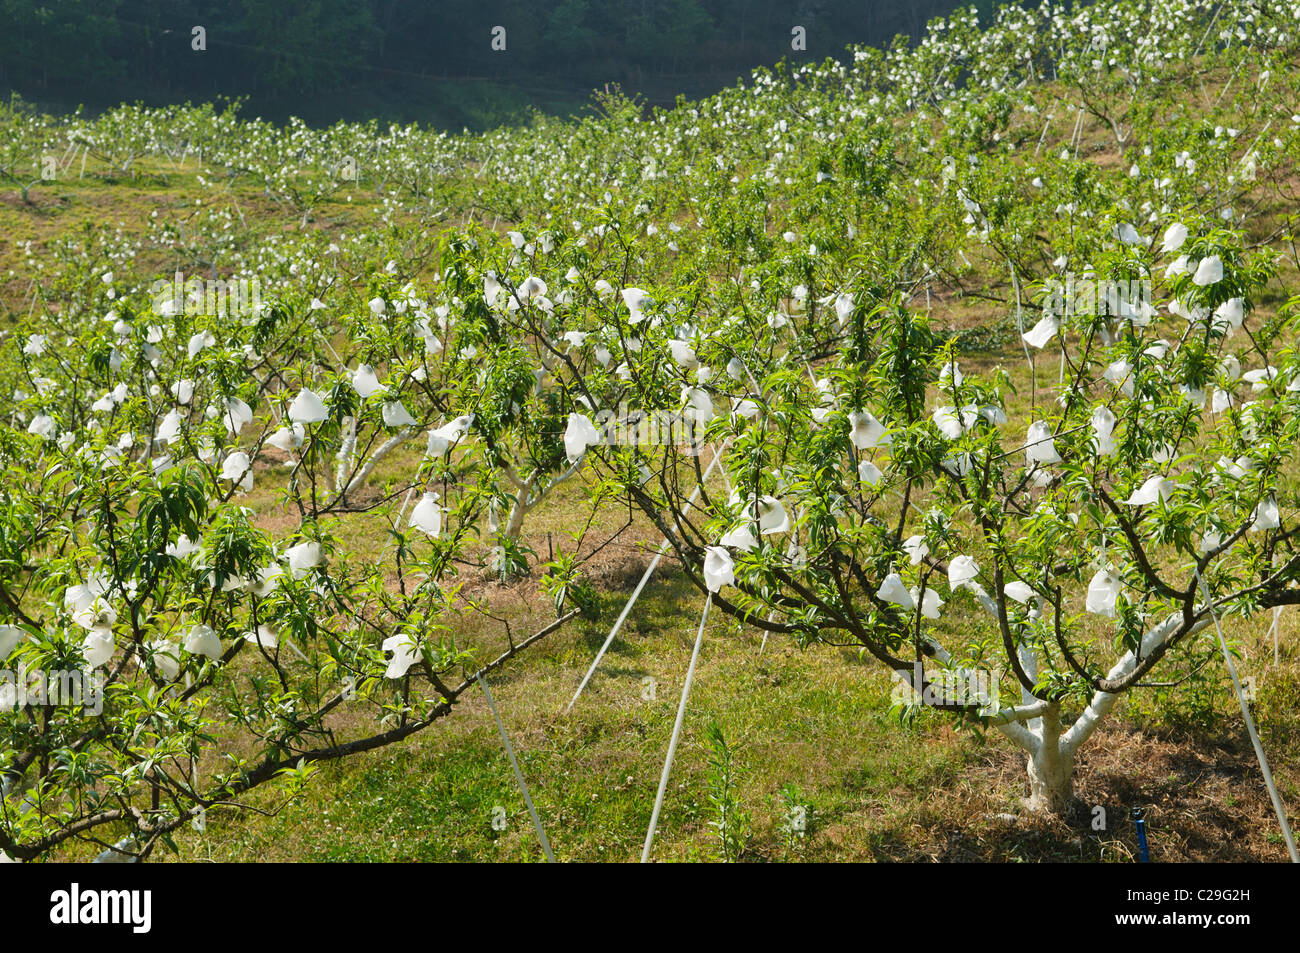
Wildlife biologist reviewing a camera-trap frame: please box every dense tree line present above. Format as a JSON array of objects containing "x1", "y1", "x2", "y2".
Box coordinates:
[{"x1": 0, "y1": 0, "x2": 1023, "y2": 127}]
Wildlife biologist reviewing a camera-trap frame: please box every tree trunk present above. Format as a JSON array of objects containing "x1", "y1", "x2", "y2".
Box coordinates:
[
  {"x1": 989, "y1": 610, "x2": 1215, "y2": 816},
  {"x1": 1023, "y1": 703, "x2": 1075, "y2": 814},
  {"x1": 1025, "y1": 743, "x2": 1075, "y2": 814},
  {"x1": 503, "y1": 477, "x2": 533, "y2": 539}
]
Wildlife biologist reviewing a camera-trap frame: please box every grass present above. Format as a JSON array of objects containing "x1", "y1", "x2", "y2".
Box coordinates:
[{"x1": 160, "y1": 566, "x2": 1299, "y2": 861}]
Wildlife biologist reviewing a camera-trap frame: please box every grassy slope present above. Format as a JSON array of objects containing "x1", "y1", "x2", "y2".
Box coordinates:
[
  {"x1": 3, "y1": 95, "x2": 1298, "y2": 864},
  {"x1": 169, "y1": 462, "x2": 1300, "y2": 863}
]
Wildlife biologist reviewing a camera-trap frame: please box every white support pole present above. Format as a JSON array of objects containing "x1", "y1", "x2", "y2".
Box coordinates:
[
  {"x1": 641, "y1": 594, "x2": 711, "y2": 863},
  {"x1": 567, "y1": 539, "x2": 672, "y2": 712},
  {"x1": 91, "y1": 837, "x2": 139, "y2": 863},
  {"x1": 1195, "y1": 570, "x2": 1298, "y2": 863},
  {"x1": 566, "y1": 441, "x2": 728, "y2": 712},
  {"x1": 1267, "y1": 606, "x2": 1282, "y2": 667},
  {"x1": 758, "y1": 609, "x2": 778, "y2": 656},
  {"x1": 479, "y1": 676, "x2": 555, "y2": 863}
]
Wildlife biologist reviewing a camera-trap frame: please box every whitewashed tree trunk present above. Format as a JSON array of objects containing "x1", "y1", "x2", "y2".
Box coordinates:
[
  {"x1": 981, "y1": 608, "x2": 1215, "y2": 815},
  {"x1": 503, "y1": 475, "x2": 535, "y2": 539},
  {"x1": 1024, "y1": 704, "x2": 1074, "y2": 813},
  {"x1": 333, "y1": 429, "x2": 412, "y2": 502},
  {"x1": 496, "y1": 459, "x2": 584, "y2": 542}
]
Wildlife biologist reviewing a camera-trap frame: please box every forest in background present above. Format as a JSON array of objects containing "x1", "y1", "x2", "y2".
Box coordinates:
[{"x1": 0, "y1": 0, "x2": 1027, "y2": 129}]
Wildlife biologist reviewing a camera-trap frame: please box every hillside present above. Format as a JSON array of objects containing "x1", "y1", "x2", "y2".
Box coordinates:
[{"x1": 1, "y1": 0, "x2": 1298, "y2": 865}]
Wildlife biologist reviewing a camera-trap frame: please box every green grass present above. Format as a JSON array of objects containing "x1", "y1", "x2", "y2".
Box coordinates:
[{"x1": 145, "y1": 546, "x2": 1298, "y2": 862}]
